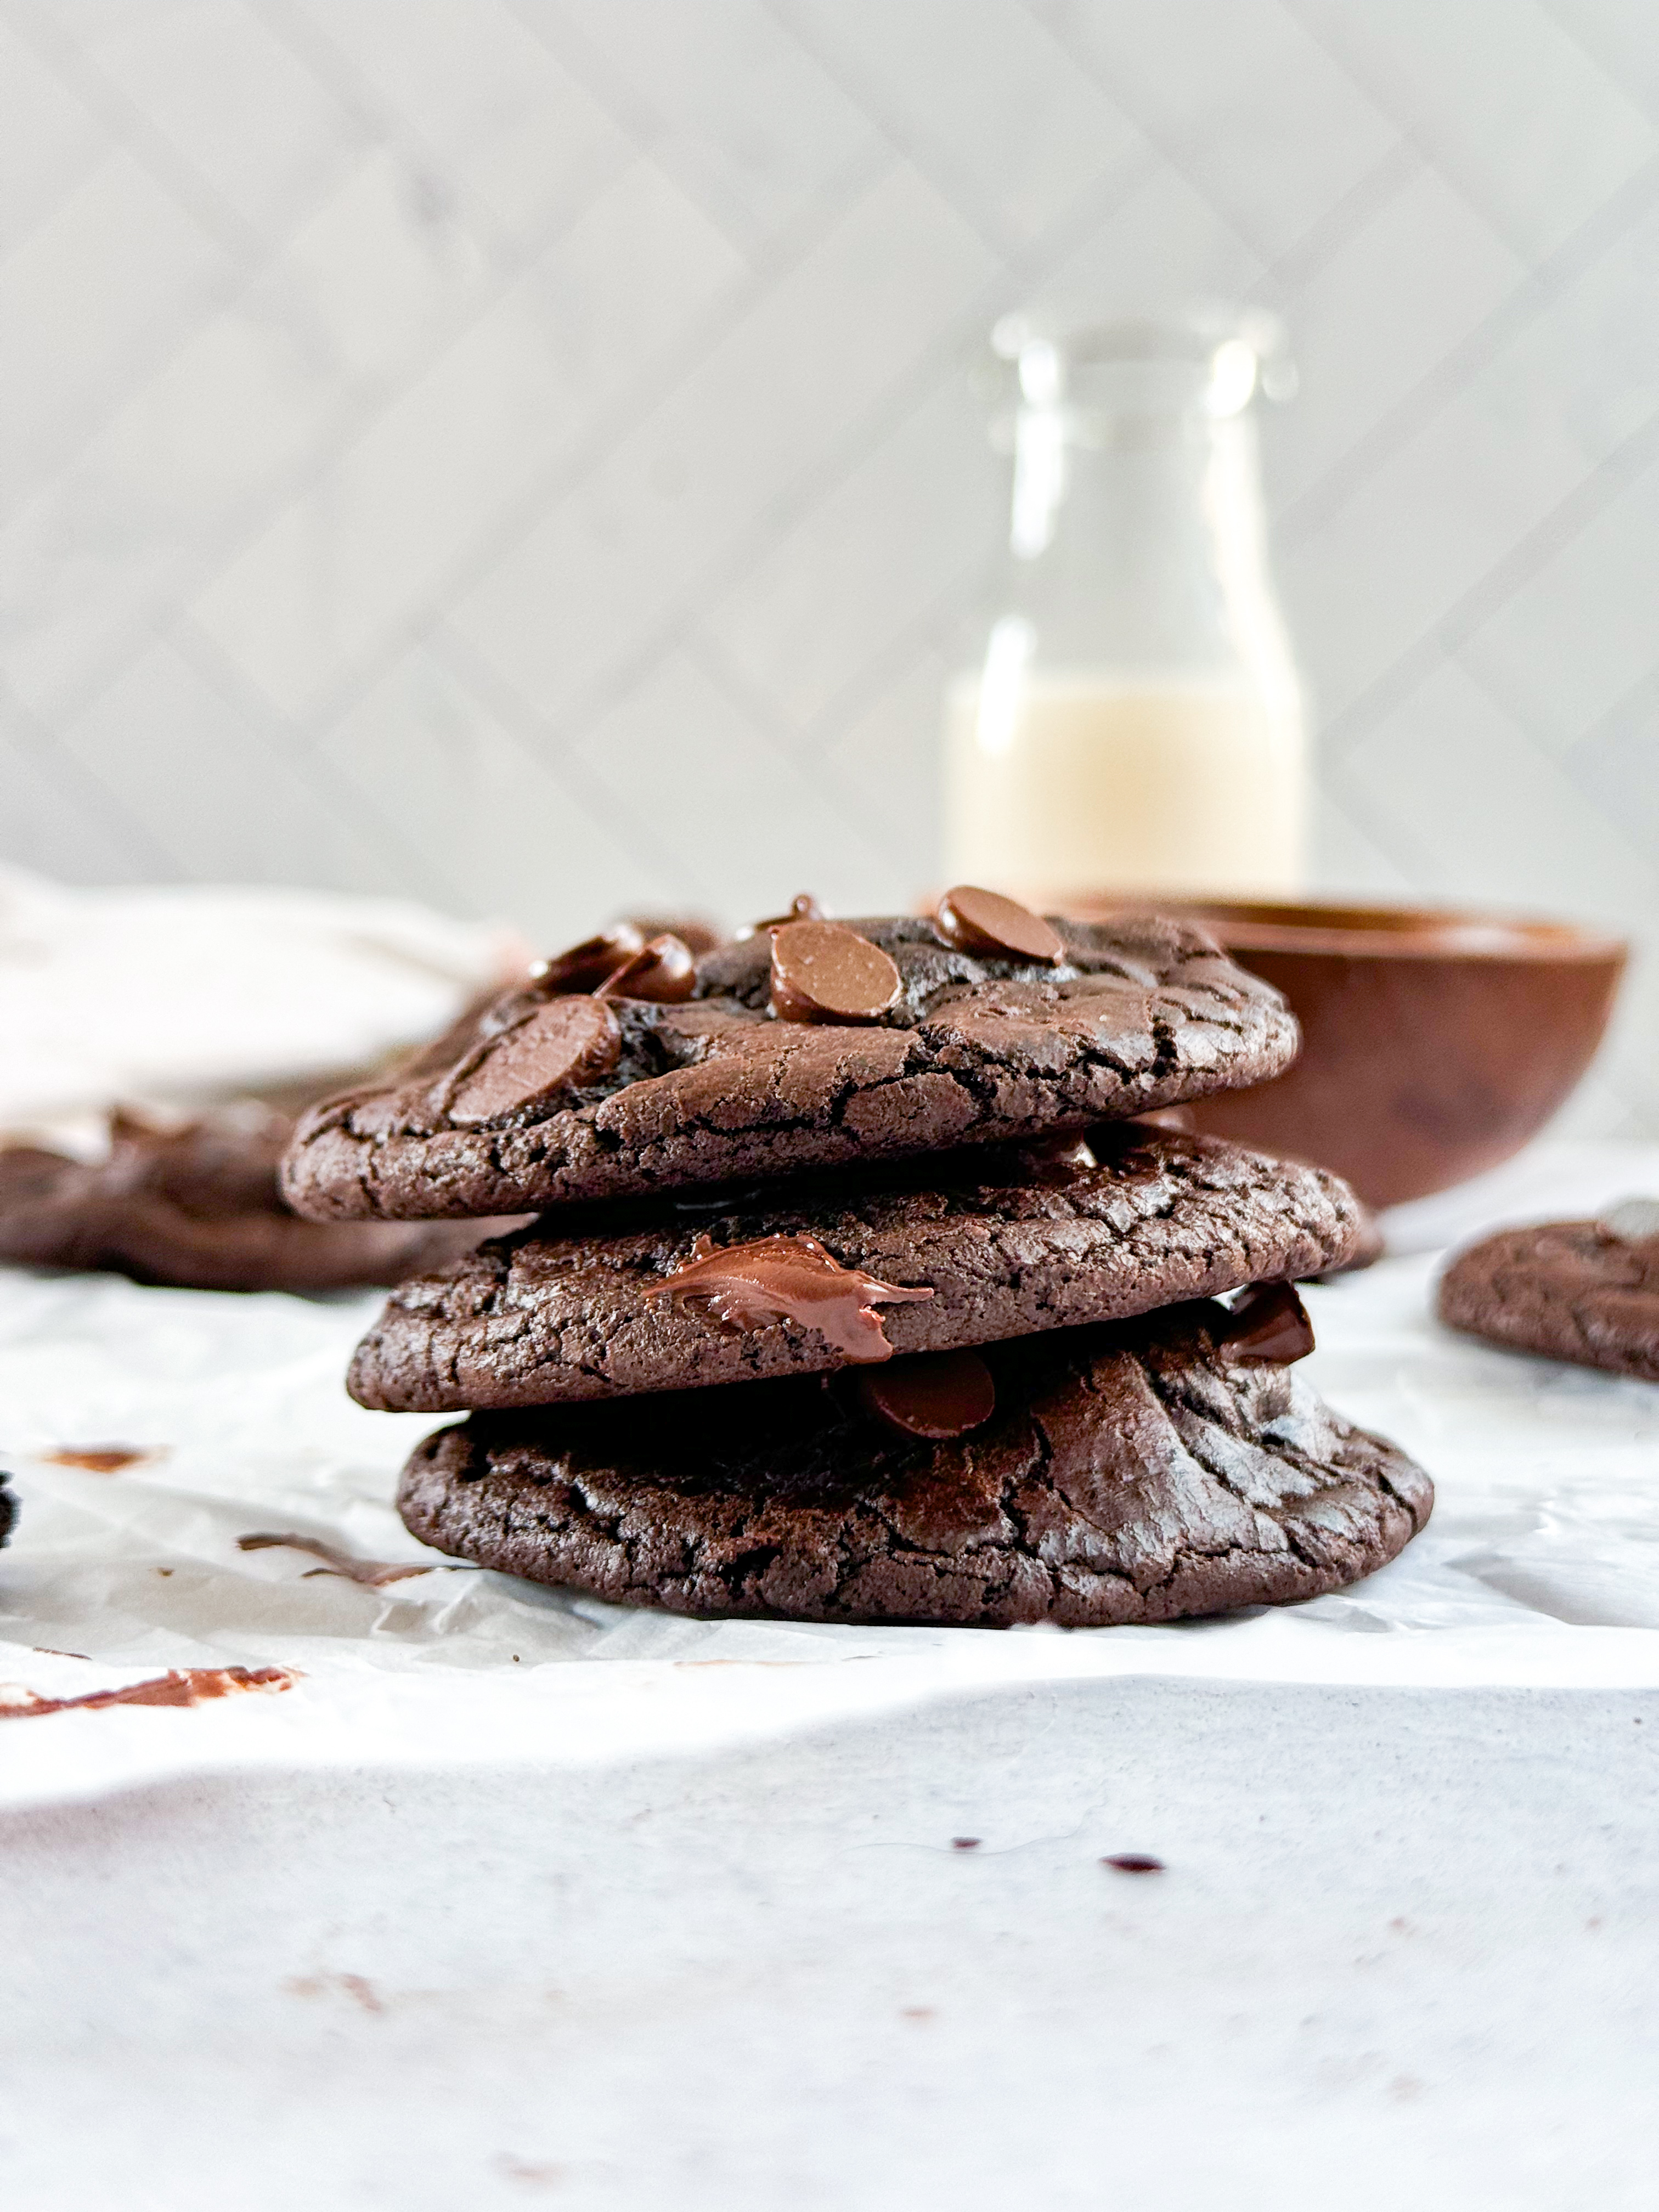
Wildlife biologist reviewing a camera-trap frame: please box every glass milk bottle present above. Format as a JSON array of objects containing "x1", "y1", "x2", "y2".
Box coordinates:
[{"x1": 943, "y1": 313, "x2": 1308, "y2": 903}]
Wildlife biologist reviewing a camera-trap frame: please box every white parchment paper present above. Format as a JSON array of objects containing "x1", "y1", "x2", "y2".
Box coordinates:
[{"x1": 4, "y1": 1138, "x2": 1658, "y2": 1809}]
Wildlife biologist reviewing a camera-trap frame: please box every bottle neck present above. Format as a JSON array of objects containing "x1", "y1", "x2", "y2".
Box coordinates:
[{"x1": 998, "y1": 402, "x2": 1298, "y2": 715}]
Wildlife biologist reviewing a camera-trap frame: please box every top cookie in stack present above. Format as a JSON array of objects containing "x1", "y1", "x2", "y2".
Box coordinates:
[
  {"x1": 278, "y1": 890, "x2": 1298, "y2": 1221},
  {"x1": 290, "y1": 893, "x2": 1432, "y2": 1628}
]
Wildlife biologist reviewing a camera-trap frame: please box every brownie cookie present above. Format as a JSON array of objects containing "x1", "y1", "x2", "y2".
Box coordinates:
[
  {"x1": 280, "y1": 903, "x2": 1298, "y2": 1221},
  {"x1": 0, "y1": 1111, "x2": 522, "y2": 1295},
  {"x1": 397, "y1": 1300, "x2": 1433, "y2": 1627},
  {"x1": 1437, "y1": 1201, "x2": 1659, "y2": 1379},
  {"x1": 349, "y1": 1126, "x2": 1364, "y2": 1410}
]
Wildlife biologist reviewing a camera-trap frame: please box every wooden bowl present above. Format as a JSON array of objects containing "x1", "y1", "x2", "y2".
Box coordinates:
[{"x1": 1062, "y1": 897, "x2": 1628, "y2": 1207}]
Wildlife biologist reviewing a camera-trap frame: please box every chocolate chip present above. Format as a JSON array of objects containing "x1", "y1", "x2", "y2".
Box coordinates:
[
  {"x1": 769, "y1": 920, "x2": 901, "y2": 1023},
  {"x1": 1221, "y1": 1280, "x2": 1316, "y2": 1366},
  {"x1": 528, "y1": 924, "x2": 645, "y2": 993},
  {"x1": 1102, "y1": 1854, "x2": 1164, "y2": 1874},
  {"x1": 856, "y1": 1349, "x2": 996, "y2": 1439},
  {"x1": 1601, "y1": 1197, "x2": 1659, "y2": 1245},
  {"x1": 935, "y1": 885, "x2": 1064, "y2": 963},
  {"x1": 594, "y1": 934, "x2": 697, "y2": 1003},
  {"x1": 449, "y1": 997, "x2": 623, "y2": 1125},
  {"x1": 736, "y1": 893, "x2": 824, "y2": 940},
  {"x1": 618, "y1": 913, "x2": 723, "y2": 956},
  {"x1": 644, "y1": 1229, "x2": 932, "y2": 1362}
]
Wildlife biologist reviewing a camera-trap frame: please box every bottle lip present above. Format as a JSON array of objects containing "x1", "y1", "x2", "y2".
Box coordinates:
[{"x1": 988, "y1": 305, "x2": 1296, "y2": 417}]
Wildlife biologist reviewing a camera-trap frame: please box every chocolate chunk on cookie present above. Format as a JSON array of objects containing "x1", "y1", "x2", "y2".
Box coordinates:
[
  {"x1": 396, "y1": 1301, "x2": 1433, "y2": 1627},
  {"x1": 281, "y1": 911, "x2": 1299, "y2": 1220},
  {"x1": 0, "y1": 1111, "x2": 522, "y2": 1295},
  {"x1": 1437, "y1": 1210, "x2": 1659, "y2": 1380},
  {"x1": 348, "y1": 1127, "x2": 1364, "y2": 1410}
]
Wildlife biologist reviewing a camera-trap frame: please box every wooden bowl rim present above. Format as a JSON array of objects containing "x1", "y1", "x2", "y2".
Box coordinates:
[{"x1": 1059, "y1": 895, "x2": 1629, "y2": 966}]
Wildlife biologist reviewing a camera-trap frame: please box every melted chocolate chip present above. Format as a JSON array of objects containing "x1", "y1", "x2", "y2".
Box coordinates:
[
  {"x1": 935, "y1": 885, "x2": 1063, "y2": 964},
  {"x1": 1102, "y1": 1854, "x2": 1164, "y2": 1875},
  {"x1": 736, "y1": 893, "x2": 825, "y2": 940},
  {"x1": 855, "y1": 1348, "x2": 996, "y2": 1439},
  {"x1": 528, "y1": 924, "x2": 645, "y2": 993},
  {"x1": 449, "y1": 997, "x2": 623, "y2": 1125},
  {"x1": 769, "y1": 920, "x2": 902, "y2": 1024},
  {"x1": 1221, "y1": 1280, "x2": 1316, "y2": 1366},
  {"x1": 644, "y1": 1230, "x2": 932, "y2": 1362},
  {"x1": 594, "y1": 933, "x2": 697, "y2": 1003},
  {"x1": 1011, "y1": 1132, "x2": 1099, "y2": 1184}
]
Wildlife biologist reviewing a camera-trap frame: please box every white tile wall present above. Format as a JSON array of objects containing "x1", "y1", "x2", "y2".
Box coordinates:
[{"x1": 3, "y1": 0, "x2": 1658, "y2": 1130}]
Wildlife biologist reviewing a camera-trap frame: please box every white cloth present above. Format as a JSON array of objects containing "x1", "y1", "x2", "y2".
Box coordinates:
[{"x1": 0, "y1": 868, "x2": 514, "y2": 1143}]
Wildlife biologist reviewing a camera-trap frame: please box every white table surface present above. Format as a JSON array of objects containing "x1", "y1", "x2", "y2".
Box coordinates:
[{"x1": 4, "y1": 1136, "x2": 1659, "y2": 2209}]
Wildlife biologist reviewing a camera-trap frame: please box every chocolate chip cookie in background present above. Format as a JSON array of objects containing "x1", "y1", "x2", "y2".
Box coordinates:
[
  {"x1": 1437, "y1": 1198, "x2": 1659, "y2": 1380},
  {"x1": 0, "y1": 1108, "x2": 523, "y2": 1295},
  {"x1": 396, "y1": 1295, "x2": 1433, "y2": 1629},
  {"x1": 279, "y1": 890, "x2": 1301, "y2": 1221},
  {"x1": 348, "y1": 1124, "x2": 1365, "y2": 1410}
]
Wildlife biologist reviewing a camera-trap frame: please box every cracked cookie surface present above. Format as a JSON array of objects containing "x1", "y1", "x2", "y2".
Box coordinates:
[
  {"x1": 396, "y1": 1302, "x2": 1434, "y2": 1627},
  {"x1": 351, "y1": 1127, "x2": 1363, "y2": 1410},
  {"x1": 1438, "y1": 1220, "x2": 1659, "y2": 1380},
  {"x1": 281, "y1": 914, "x2": 1298, "y2": 1220}
]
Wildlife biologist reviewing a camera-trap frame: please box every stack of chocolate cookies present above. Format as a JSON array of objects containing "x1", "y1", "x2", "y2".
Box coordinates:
[{"x1": 281, "y1": 894, "x2": 1432, "y2": 1629}]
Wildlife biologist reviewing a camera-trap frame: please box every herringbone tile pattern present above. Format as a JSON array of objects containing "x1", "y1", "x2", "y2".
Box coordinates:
[{"x1": 3, "y1": 0, "x2": 1657, "y2": 1129}]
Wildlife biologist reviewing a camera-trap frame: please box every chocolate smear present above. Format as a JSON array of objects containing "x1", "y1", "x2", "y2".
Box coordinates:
[
  {"x1": 527, "y1": 924, "x2": 644, "y2": 994},
  {"x1": 935, "y1": 885, "x2": 1063, "y2": 964},
  {"x1": 237, "y1": 1533, "x2": 445, "y2": 1586},
  {"x1": 737, "y1": 893, "x2": 825, "y2": 940},
  {"x1": 856, "y1": 1348, "x2": 996, "y2": 1439},
  {"x1": 1222, "y1": 1280, "x2": 1316, "y2": 1366},
  {"x1": 645, "y1": 1230, "x2": 932, "y2": 1362},
  {"x1": 449, "y1": 997, "x2": 622, "y2": 1125},
  {"x1": 594, "y1": 933, "x2": 697, "y2": 1003},
  {"x1": 0, "y1": 1664, "x2": 296, "y2": 1719},
  {"x1": 1102, "y1": 1853, "x2": 1164, "y2": 1875},
  {"x1": 769, "y1": 920, "x2": 902, "y2": 1024},
  {"x1": 43, "y1": 1445, "x2": 151, "y2": 1474}
]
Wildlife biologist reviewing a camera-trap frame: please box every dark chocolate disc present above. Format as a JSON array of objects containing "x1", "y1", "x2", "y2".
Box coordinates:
[
  {"x1": 769, "y1": 921, "x2": 901, "y2": 1024},
  {"x1": 855, "y1": 1348, "x2": 996, "y2": 1438},
  {"x1": 1221, "y1": 1280, "x2": 1316, "y2": 1366},
  {"x1": 449, "y1": 998, "x2": 623, "y2": 1125},
  {"x1": 595, "y1": 934, "x2": 697, "y2": 1004},
  {"x1": 935, "y1": 885, "x2": 1063, "y2": 964},
  {"x1": 528, "y1": 925, "x2": 644, "y2": 994},
  {"x1": 736, "y1": 893, "x2": 824, "y2": 941}
]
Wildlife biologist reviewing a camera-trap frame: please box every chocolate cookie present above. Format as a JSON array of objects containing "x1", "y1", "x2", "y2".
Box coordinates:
[
  {"x1": 0, "y1": 1111, "x2": 522, "y2": 1295},
  {"x1": 348, "y1": 1127, "x2": 1364, "y2": 1410},
  {"x1": 397, "y1": 1301, "x2": 1433, "y2": 1627},
  {"x1": 280, "y1": 906, "x2": 1297, "y2": 1221},
  {"x1": 1437, "y1": 1202, "x2": 1659, "y2": 1379}
]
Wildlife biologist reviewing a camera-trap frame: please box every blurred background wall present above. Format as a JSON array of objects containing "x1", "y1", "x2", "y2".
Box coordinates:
[{"x1": 2, "y1": 0, "x2": 1657, "y2": 1129}]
